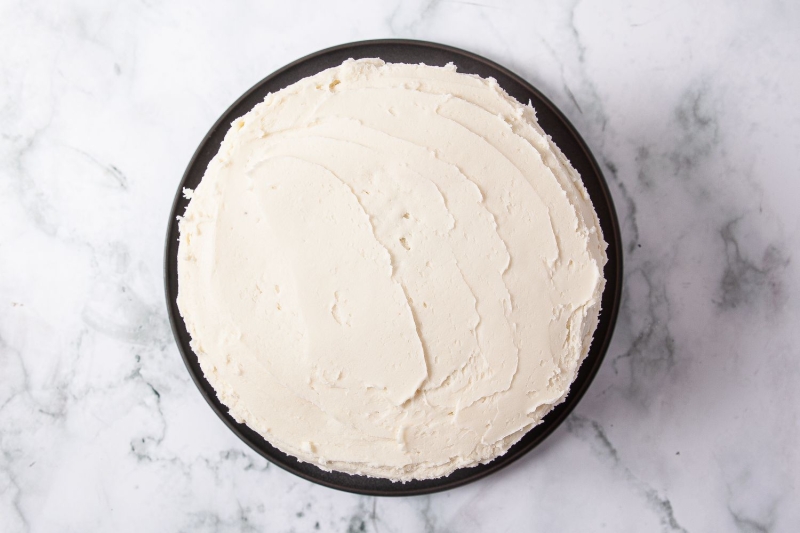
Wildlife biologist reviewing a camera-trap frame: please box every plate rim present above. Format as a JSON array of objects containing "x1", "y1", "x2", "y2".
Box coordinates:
[{"x1": 164, "y1": 38, "x2": 623, "y2": 496}]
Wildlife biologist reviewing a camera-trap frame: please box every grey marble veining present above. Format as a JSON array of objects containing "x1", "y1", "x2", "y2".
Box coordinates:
[{"x1": 1, "y1": 0, "x2": 799, "y2": 531}]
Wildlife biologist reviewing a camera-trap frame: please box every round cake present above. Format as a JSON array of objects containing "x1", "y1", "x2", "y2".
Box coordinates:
[{"x1": 177, "y1": 59, "x2": 607, "y2": 481}]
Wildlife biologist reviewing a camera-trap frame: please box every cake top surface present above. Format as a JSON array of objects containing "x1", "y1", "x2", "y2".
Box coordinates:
[{"x1": 177, "y1": 59, "x2": 607, "y2": 481}]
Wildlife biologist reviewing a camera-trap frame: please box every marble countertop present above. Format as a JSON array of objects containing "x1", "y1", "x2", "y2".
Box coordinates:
[{"x1": 2, "y1": 1, "x2": 799, "y2": 531}]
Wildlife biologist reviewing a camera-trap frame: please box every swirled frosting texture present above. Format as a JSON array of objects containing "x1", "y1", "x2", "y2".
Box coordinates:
[{"x1": 177, "y1": 59, "x2": 607, "y2": 481}]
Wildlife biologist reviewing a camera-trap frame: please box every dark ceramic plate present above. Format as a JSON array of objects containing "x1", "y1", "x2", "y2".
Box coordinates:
[{"x1": 164, "y1": 39, "x2": 622, "y2": 496}]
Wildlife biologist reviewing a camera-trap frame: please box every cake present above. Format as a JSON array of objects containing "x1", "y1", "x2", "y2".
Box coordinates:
[{"x1": 177, "y1": 59, "x2": 607, "y2": 481}]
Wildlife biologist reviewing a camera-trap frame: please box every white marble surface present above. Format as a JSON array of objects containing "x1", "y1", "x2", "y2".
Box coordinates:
[{"x1": 2, "y1": 0, "x2": 799, "y2": 531}]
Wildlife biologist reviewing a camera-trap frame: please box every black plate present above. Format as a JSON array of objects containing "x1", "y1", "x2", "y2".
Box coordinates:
[{"x1": 164, "y1": 39, "x2": 622, "y2": 496}]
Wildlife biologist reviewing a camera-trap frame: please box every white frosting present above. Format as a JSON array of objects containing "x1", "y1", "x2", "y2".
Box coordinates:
[{"x1": 177, "y1": 59, "x2": 607, "y2": 481}]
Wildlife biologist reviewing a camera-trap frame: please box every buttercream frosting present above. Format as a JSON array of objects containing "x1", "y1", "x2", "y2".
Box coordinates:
[{"x1": 177, "y1": 59, "x2": 607, "y2": 481}]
